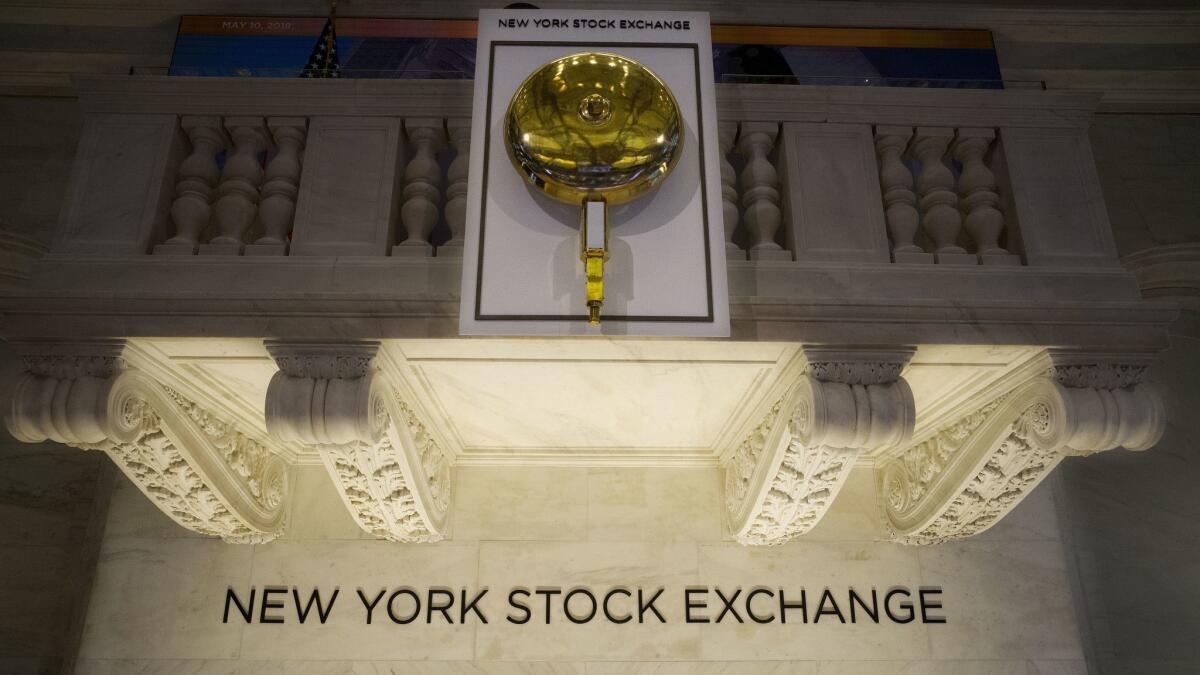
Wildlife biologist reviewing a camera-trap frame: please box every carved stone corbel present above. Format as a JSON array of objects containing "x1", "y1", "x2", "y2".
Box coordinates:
[
  {"x1": 724, "y1": 347, "x2": 916, "y2": 545},
  {"x1": 879, "y1": 355, "x2": 1164, "y2": 545},
  {"x1": 264, "y1": 342, "x2": 452, "y2": 543},
  {"x1": 5, "y1": 341, "x2": 288, "y2": 543}
]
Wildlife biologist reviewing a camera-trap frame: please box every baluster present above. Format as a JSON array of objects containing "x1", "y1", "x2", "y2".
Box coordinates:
[
  {"x1": 953, "y1": 128, "x2": 1016, "y2": 265},
  {"x1": 719, "y1": 122, "x2": 742, "y2": 258},
  {"x1": 395, "y1": 118, "x2": 446, "y2": 257},
  {"x1": 157, "y1": 117, "x2": 227, "y2": 255},
  {"x1": 439, "y1": 119, "x2": 470, "y2": 257},
  {"x1": 248, "y1": 117, "x2": 307, "y2": 256},
  {"x1": 737, "y1": 122, "x2": 789, "y2": 261},
  {"x1": 913, "y1": 127, "x2": 971, "y2": 264},
  {"x1": 209, "y1": 117, "x2": 269, "y2": 254},
  {"x1": 874, "y1": 126, "x2": 930, "y2": 264}
]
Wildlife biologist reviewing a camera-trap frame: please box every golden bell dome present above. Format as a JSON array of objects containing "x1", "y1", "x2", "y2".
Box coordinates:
[{"x1": 503, "y1": 52, "x2": 684, "y2": 206}]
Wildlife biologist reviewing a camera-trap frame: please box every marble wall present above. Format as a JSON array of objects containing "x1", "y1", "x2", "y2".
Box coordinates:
[
  {"x1": 0, "y1": 97, "x2": 82, "y2": 248},
  {"x1": 74, "y1": 460, "x2": 1086, "y2": 673},
  {"x1": 0, "y1": 349, "x2": 111, "y2": 674},
  {"x1": 1055, "y1": 335, "x2": 1200, "y2": 675},
  {"x1": 1091, "y1": 116, "x2": 1200, "y2": 256}
]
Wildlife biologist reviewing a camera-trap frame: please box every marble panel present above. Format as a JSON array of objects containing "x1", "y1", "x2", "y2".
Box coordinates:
[
  {"x1": 56, "y1": 113, "x2": 180, "y2": 255},
  {"x1": 240, "y1": 540, "x2": 480, "y2": 660},
  {"x1": 972, "y1": 476, "x2": 1061, "y2": 542},
  {"x1": 695, "y1": 542, "x2": 928, "y2": 661},
  {"x1": 101, "y1": 472, "x2": 202, "y2": 541},
  {"x1": 77, "y1": 661, "x2": 585, "y2": 675},
  {"x1": 587, "y1": 664, "x2": 814, "y2": 675},
  {"x1": 1058, "y1": 451, "x2": 1200, "y2": 551},
  {"x1": 0, "y1": 658, "x2": 39, "y2": 675},
  {"x1": 1001, "y1": 126, "x2": 1117, "y2": 267},
  {"x1": 475, "y1": 542, "x2": 702, "y2": 661},
  {"x1": 777, "y1": 122, "x2": 890, "y2": 263},
  {"x1": 586, "y1": 468, "x2": 722, "y2": 543},
  {"x1": 415, "y1": 358, "x2": 767, "y2": 452},
  {"x1": 919, "y1": 540, "x2": 1083, "y2": 660},
  {"x1": 0, "y1": 574, "x2": 63, "y2": 657},
  {"x1": 1073, "y1": 549, "x2": 1200, "y2": 660},
  {"x1": 801, "y1": 468, "x2": 887, "y2": 541},
  {"x1": 291, "y1": 116, "x2": 403, "y2": 256},
  {"x1": 0, "y1": 441, "x2": 102, "y2": 546},
  {"x1": 1095, "y1": 660, "x2": 1200, "y2": 675},
  {"x1": 453, "y1": 467, "x2": 588, "y2": 541},
  {"x1": 814, "y1": 663, "x2": 1085, "y2": 675},
  {"x1": 79, "y1": 538, "x2": 253, "y2": 659},
  {"x1": 0, "y1": 97, "x2": 81, "y2": 247},
  {"x1": 281, "y1": 465, "x2": 373, "y2": 542}
]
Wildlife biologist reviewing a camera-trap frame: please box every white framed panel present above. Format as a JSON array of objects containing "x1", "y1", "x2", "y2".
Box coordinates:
[{"x1": 459, "y1": 10, "x2": 729, "y2": 337}]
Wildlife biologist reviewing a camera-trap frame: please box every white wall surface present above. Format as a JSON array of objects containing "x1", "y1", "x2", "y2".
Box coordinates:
[{"x1": 75, "y1": 462, "x2": 1086, "y2": 673}]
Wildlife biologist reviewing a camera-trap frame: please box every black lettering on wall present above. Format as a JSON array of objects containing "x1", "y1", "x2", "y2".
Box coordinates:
[
  {"x1": 849, "y1": 588, "x2": 880, "y2": 624},
  {"x1": 715, "y1": 587, "x2": 744, "y2": 624},
  {"x1": 564, "y1": 587, "x2": 598, "y2": 624},
  {"x1": 223, "y1": 587, "x2": 255, "y2": 624},
  {"x1": 507, "y1": 588, "x2": 532, "y2": 624},
  {"x1": 919, "y1": 587, "x2": 947, "y2": 624},
  {"x1": 779, "y1": 588, "x2": 808, "y2": 624},
  {"x1": 461, "y1": 588, "x2": 489, "y2": 624},
  {"x1": 357, "y1": 588, "x2": 386, "y2": 625},
  {"x1": 603, "y1": 587, "x2": 632, "y2": 624},
  {"x1": 293, "y1": 587, "x2": 339, "y2": 624},
  {"x1": 745, "y1": 587, "x2": 775, "y2": 624},
  {"x1": 639, "y1": 587, "x2": 667, "y2": 623},
  {"x1": 814, "y1": 589, "x2": 847, "y2": 624},
  {"x1": 535, "y1": 587, "x2": 561, "y2": 624},
  {"x1": 427, "y1": 588, "x2": 456, "y2": 624},
  {"x1": 684, "y1": 587, "x2": 709, "y2": 623},
  {"x1": 884, "y1": 587, "x2": 915, "y2": 624},
  {"x1": 387, "y1": 588, "x2": 421, "y2": 624},
  {"x1": 260, "y1": 586, "x2": 287, "y2": 624}
]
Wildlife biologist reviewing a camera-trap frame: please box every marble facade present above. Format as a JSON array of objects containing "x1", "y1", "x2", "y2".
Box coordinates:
[
  {"x1": 75, "y1": 463, "x2": 1087, "y2": 672},
  {"x1": 0, "y1": 1, "x2": 1198, "y2": 673}
]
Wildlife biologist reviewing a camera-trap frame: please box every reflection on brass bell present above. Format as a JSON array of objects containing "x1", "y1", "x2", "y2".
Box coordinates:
[{"x1": 504, "y1": 52, "x2": 684, "y2": 325}]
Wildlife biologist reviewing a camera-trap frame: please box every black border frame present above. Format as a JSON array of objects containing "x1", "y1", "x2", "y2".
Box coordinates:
[{"x1": 475, "y1": 40, "x2": 715, "y2": 323}]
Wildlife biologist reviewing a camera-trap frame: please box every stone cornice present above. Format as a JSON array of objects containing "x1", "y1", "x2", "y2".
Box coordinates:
[
  {"x1": 1123, "y1": 243, "x2": 1200, "y2": 312},
  {"x1": 69, "y1": 75, "x2": 1104, "y2": 130}
]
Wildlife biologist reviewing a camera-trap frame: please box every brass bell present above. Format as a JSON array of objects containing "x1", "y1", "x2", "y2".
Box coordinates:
[{"x1": 504, "y1": 52, "x2": 684, "y2": 325}]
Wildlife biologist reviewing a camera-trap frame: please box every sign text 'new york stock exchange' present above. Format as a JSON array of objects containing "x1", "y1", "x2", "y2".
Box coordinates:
[{"x1": 223, "y1": 585, "x2": 947, "y2": 626}]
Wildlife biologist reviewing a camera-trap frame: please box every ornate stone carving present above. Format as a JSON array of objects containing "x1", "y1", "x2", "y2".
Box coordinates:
[
  {"x1": 441, "y1": 119, "x2": 470, "y2": 253},
  {"x1": 6, "y1": 360, "x2": 288, "y2": 543},
  {"x1": 881, "y1": 368, "x2": 1164, "y2": 545},
  {"x1": 885, "y1": 397, "x2": 1006, "y2": 514},
  {"x1": 806, "y1": 361, "x2": 904, "y2": 386},
  {"x1": 164, "y1": 116, "x2": 227, "y2": 251},
  {"x1": 952, "y1": 128, "x2": 1007, "y2": 256},
  {"x1": 397, "y1": 119, "x2": 446, "y2": 255},
  {"x1": 1049, "y1": 363, "x2": 1147, "y2": 390},
  {"x1": 912, "y1": 128, "x2": 965, "y2": 255},
  {"x1": 212, "y1": 117, "x2": 269, "y2": 248},
  {"x1": 266, "y1": 342, "x2": 452, "y2": 542},
  {"x1": 736, "y1": 122, "x2": 785, "y2": 257},
  {"x1": 718, "y1": 122, "x2": 742, "y2": 255},
  {"x1": 255, "y1": 117, "x2": 307, "y2": 247},
  {"x1": 874, "y1": 127, "x2": 921, "y2": 256},
  {"x1": 725, "y1": 353, "x2": 915, "y2": 546},
  {"x1": 724, "y1": 399, "x2": 785, "y2": 520}
]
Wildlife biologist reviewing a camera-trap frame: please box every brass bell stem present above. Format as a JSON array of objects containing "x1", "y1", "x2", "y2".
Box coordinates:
[{"x1": 581, "y1": 199, "x2": 609, "y2": 325}]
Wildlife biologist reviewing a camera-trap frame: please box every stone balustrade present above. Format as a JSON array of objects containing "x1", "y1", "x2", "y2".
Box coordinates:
[
  {"x1": 44, "y1": 76, "x2": 1113, "y2": 269},
  {"x1": 14, "y1": 75, "x2": 1150, "y2": 348}
]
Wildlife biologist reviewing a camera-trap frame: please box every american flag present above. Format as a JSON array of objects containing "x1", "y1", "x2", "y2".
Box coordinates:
[{"x1": 301, "y1": 16, "x2": 341, "y2": 78}]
